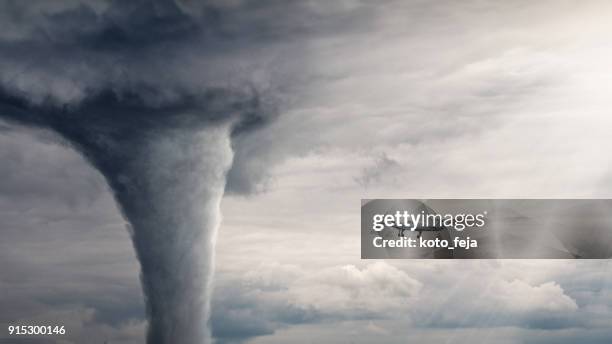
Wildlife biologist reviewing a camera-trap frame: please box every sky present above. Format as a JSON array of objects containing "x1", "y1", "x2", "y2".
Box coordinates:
[{"x1": 2, "y1": 0, "x2": 612, "y2": 343}]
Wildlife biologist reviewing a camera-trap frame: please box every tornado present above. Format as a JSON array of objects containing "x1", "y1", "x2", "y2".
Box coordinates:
[
  {"x1": 0, "y1": 0, "x2": 312, "y2": 341},
  {"x1": 0, "y1": 88, "x2": 265, "y2": 343},
  {"x1": 121, "y1": 124, "x2": 231, "y2": 343}
]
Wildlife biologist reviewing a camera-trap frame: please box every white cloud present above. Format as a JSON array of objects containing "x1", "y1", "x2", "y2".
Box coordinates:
[
  {"x1": 232, "y1": 261, "x2": 581, "y2": 328},
  {"x1": 290, "y1": 262, "x2": 421, "y2": 314}
]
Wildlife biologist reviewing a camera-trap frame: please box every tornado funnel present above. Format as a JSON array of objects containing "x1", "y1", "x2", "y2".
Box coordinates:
[
  {"x1": 100, "y1": 125, "x2": 232, "y2": 344},
  {"x1": 0, "y1": 89, "x2": 264, "y2": 343}
]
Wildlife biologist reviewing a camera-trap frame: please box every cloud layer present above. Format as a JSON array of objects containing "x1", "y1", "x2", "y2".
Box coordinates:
[{"x1": 3, "y1": 1, "x2": 612, "y2": 343}]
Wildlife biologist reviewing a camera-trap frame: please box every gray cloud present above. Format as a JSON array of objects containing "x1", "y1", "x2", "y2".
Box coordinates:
[
  {"x1": 0, "y1": 130, "x2": 145, "y2": 344},
  {"x1": 211, "y1": 282, "x2": 319, "y2": 344},
  {"x1": 355, "y1": 153, "x2": 402, "y2": 187},
  {"x1": 3, "y1": 1, "x2": 612, "y2": 344}
]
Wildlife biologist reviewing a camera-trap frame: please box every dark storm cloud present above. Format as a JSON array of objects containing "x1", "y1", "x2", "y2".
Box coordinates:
[
  {"x1": 0, "y1": 0, "x2": 381, "y2": 192},
  {"x1": 0, "y1": 0, "x2": 276, "y2": 135}
]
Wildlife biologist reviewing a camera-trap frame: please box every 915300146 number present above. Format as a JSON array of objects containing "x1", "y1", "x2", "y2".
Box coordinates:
[{"x1": 8, "y1": 325, "x2": 65, "y2": 335}]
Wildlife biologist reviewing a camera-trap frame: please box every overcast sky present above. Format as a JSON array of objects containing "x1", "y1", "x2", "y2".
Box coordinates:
[{"x1": 2, "y1": 0, "x2": 612, "y2": 343}]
